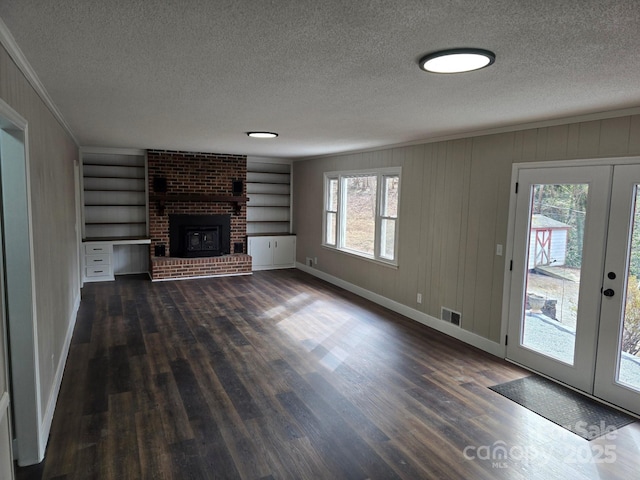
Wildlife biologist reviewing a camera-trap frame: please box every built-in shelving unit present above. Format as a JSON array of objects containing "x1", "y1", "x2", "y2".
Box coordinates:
[
  {"x1": 246, "y1": 160, "x2": 292, "y2": 235},
  {"x1": 82, "y1": 151, "x2": 148, "y2": 239},
  {"x1": 80, "y1": 148, "x2": 150, "y2": 281}
]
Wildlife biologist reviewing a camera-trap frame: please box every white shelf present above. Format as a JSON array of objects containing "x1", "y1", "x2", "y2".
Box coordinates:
[
  {"x1": 81, "y1": 151, "x2": 148, "y2": 241},
  {"x1": 247, "y1": 160, "x2": 292, "y2": 236}
]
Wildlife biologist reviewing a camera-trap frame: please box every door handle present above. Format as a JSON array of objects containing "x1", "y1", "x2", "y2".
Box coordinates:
[{"x1": 603, "y1": 288, "x2": 615, "y2": 297}]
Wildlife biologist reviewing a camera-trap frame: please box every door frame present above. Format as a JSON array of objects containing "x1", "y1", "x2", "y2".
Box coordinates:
[
  {"x1": 506, "y1": 165, "x2": 612, "y2": 392},
  {"x1": 501, "y1": 157, "x2": 640, "y2": 410},
  {"x1": 0, "y1": 98, "x2": 44, "y2": 465},
  {"x1": 0, "y1": 174, "x2": 14, "y2": 480},
  {"x1": 502, "y1": 157, "x2": 640, "y2": 347}
]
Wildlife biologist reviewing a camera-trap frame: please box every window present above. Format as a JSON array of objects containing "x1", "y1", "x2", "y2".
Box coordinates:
[
  {"x1": 323, "y1": 168, "x2": 401, "y2": 265},
  {"x1": 325, "y1": 177, "x2": 338, "y2": 246}
]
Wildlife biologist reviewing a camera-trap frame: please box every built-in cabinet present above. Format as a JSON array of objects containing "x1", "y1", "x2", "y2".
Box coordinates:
[
  {"x1": 246, "y1": 159, "x2": 295, "y2": 270},
  {"x1": 82, "y1": 238, "x2": 152, "y2": 282},
  {"x1": 81, "y1": 148, "x2": 150, "y2": 282},
  {"x1": 248, "y1": 235, "x2": 296, "y2": 270},
  {"x1": 83, "y1": 242, "x2": 114, "y2": 282}
]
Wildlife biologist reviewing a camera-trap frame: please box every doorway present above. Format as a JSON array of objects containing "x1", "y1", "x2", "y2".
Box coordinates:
[
  {"x1": 0, "y1": 100, "x2": 41, "y2": 468},
  {"x1": 0, "y1": 176, "x2": 14, "y2": 480},
  {"x1": 506, "y1": 161, "x2": 640, "y2": 416}
]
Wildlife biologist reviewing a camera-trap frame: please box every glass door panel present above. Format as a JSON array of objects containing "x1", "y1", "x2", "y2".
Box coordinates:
[
  {"x1": 507, "y1": 166, "x2": 611, "y2": 393},
  {"x1": 521, "y1": 184, "x2": 588, "y2": 365},
  {"x1": 509, "y1": 163, "x2": 640, "y2": 416},
  {"x1": 594, "y1": 164, "x2": 640, "y2": 415},
  {"x1": 618, "y1": 186, "x2": 640, "y2": 392}
]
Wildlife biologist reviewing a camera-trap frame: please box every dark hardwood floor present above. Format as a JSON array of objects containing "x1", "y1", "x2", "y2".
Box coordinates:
[{"x1": 16, "y1": 269, "x2": 640, "y2": 479}]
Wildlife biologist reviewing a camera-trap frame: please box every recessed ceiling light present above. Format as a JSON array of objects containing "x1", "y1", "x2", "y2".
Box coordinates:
[
  {"x1": 247, "y1": 131, "x2": 278, "y2": 139},
  {"x1": 419, "y1": 48, "x2": 495, "y2": 74}
]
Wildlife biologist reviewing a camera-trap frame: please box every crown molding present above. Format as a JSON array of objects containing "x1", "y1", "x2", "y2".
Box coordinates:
[
  {"x1": 0, "y1": 16, "x2": 78, "y2": 146},
  {"x1": 297, "y1": 106, "x2": 640, "y2": 162},
  {"x1": 247, "y1": 155, "x2": 293, "y2": 165},
  {"x1": 80, "y1": 146, "x2": 146, "y2": 156}
]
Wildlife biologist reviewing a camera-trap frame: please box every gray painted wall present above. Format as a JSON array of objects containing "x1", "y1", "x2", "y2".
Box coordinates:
[
  {"x1": 293, "y1": 115, "x2": 640, "y2": 343},
  {"x1": 0, "y1": 43, "x2": 79, "y2": 427}
]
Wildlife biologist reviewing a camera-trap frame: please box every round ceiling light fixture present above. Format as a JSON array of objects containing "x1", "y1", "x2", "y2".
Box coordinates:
[
  {"x1": 419, "y1": 48, "x2": 495, "y2": 74},
  {"x1": 247, "y1": 131, "x2": 278, "y2": 139}
]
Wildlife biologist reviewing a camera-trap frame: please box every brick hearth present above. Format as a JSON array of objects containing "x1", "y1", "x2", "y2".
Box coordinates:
[
  {"x1": 151, "y1": 254, "x2": 252, "y2": 281},
  {"x1": 147, "y1": 150, "x2": 251, "y2": 280}
]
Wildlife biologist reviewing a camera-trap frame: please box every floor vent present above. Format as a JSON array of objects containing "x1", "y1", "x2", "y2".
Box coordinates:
[{"x1": 441, "y1": 307, "x2": 461, "y2": 326}]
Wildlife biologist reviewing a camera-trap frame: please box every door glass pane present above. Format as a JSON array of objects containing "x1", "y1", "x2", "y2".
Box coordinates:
[
  {"x1": 521, "y1": 184, "x2": 588, "y2": 365},
  {"x1": 618, "y1": 186, "x2": 640, "y2": 392}
]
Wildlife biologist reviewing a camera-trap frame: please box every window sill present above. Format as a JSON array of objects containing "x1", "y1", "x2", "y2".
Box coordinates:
[{"x1": 321, "y1": 244, "x2": 398, "y2": 269}]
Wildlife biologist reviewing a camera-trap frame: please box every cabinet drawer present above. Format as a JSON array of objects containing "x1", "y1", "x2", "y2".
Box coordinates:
[
  {"x1": 85, "y1": 244, "x2": 111, "y2": 255},
  {"x1": 85, "y1": 265, "x2": 112, "y2": 277},
  {"x1": 85, "y1": 254, "x2": 110, "y2": 265}
]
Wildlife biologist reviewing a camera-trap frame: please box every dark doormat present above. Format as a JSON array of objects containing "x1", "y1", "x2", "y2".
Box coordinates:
[{"x1": 489, "y1": 375, "x2": 636, "y2": 440}]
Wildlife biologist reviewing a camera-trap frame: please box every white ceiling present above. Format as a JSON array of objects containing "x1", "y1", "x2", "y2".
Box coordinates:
[{"x1": 1, "y1": 0, "x2": 639, "y2": 159}]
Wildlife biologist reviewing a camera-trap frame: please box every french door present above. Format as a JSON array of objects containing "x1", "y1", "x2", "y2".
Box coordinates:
[{"x1": 507, "y1": 163, "x2": 640, "y2": 416}]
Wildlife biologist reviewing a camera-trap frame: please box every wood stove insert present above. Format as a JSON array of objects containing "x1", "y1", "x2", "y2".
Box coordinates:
[{"x1": 169, "y1": 214, "x2": 231, "y2": 258}]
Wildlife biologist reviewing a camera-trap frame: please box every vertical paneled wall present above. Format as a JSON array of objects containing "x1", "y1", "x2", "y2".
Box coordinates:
[
  {"x1": 0, "y1": 43, "x2": 79, "y2": 431},
  {"x1": 293, "y1": 114, "x2": 640, "y2": 344}
]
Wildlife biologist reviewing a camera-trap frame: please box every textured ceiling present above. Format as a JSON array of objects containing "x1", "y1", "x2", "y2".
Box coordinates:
[{"x1": 1, "y1": 0, "x2": 639, "y2": 158}]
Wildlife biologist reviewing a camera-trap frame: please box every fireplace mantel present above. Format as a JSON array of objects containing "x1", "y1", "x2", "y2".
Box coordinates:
[{"x1": 150, "y1": 194, "x2": 249, "y2": 215}]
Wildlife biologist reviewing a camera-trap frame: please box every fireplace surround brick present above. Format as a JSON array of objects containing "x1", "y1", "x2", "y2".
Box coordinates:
[
  {"x1": 151, "y1": 254, "x2": 252, "y2": 281},
  {"x1": 147, "y1": 149, "x2": 250, "y2": 280}
]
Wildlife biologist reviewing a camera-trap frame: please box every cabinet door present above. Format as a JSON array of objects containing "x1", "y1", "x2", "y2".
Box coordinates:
[
  {"x1": 272, "y1": 236, "x2": 296, "y2": 268},
  {"x1": 248, "y1": 237, "x2": 273, "y2": 270}
]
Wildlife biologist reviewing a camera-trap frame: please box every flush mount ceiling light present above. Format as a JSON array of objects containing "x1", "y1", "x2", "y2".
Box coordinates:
[
  {"x1": 247, "y1": 131, "x2": 278, "y2": 139},
  {"x1": 419, "y1": 48, "x2": 495, "y2": 74}
]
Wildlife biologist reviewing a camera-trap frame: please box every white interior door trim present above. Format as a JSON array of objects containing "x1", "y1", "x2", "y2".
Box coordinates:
[
  {"x1": 0, "y1": 99, "x2": 44, "y2": 465},
  {"x1": 0, "y1": 392, "x2": 8, "y2": 420}
]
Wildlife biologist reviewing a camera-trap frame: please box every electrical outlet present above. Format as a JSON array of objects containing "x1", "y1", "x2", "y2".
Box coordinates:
[
  {"x1": 417, "y1": 293, "x2": 422, "y2": 304},
  {"x1": 496, "y1": 244, "x2": 503, "y2": 256},
  {"x1": 314, "y1": 257, "x2": 318, "y2": 265}
]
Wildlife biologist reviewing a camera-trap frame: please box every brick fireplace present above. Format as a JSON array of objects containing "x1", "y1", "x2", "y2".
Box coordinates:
[{"x1": 147, "y1": 149, "x2": 252, "y2": 280}]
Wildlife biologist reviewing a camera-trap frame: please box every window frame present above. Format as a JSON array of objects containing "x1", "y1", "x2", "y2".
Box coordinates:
[
  {"x1": 322, "y1": 167, "x2": 401, "y2": 266},
  {"x1": 324, "y1": 175, "x2": 339, "y2": 247}
]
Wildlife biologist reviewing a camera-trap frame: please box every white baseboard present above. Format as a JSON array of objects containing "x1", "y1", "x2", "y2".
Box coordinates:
[
  {"x1": 39, "y1": 291, "x2": 81, "y2": 455},
  {"x1": 295, "y1": 262, "x2": 505, "y2": 358}
]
